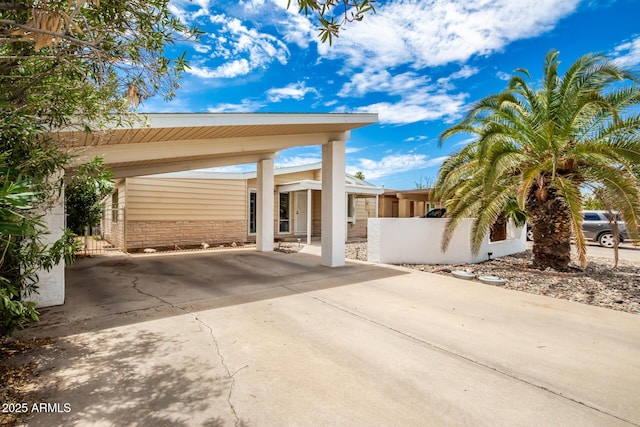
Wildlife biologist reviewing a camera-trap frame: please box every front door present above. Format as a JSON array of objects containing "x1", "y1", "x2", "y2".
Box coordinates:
[{"x1": 294, "y1": 191, "x2": 308, "y2": 234}]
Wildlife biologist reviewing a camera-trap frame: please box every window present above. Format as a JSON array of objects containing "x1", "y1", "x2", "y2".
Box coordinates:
[
  {"x1": 279, "y1": 192, "x2": 290, "y2": 233},
  {"x1": 583, "y1": 213, "x2": 600, "y2": 221},
  {"x1": 248, "y1": 190, "x2": 257, "y2": 234},
  {"x1": 347, "y1": 194, "x2": 356, "y2": 223},
  {"x1": 111, "y1": 190, "x2": 119, "y2": 223}
]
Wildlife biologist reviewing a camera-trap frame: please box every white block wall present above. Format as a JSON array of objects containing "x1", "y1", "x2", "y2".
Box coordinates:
[
  {"x1": 367, "y1": 218, "x2": 526, "y2": 265},
  {"x1": 24, "y1": 190, "x2": 66, "y2": 308}
]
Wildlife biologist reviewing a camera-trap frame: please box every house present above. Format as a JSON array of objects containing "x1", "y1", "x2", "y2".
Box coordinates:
[
  {"x1": 29, "y1": 112, "x2": 378, "y2": 308},
  {"x1": 378, "y1": 188, "x2": 443, "y2": 218},
  {"x1": 101, "y1": 162, "x2": 384, "y2": 252}
]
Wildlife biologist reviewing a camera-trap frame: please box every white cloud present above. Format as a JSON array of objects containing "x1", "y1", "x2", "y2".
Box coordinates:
[
  {"x1": 168, "y1": 0, "x2": 212, "y2": 23},
  {"x1": 404, "y1": 135, "x2": 429, "y2": 142},
  {"x1": 208, "y1": 165, "x2": 253, "y2": 173},
  {"x1": 348, "y1": 154, "x2": 449, "y2": 180},
  {"x1": 275, "y1": 156, "x2": 322, "y2": 168},
  {"x1": 186, "y1": 13, "x2": 290, "y2": 79},
  {"x1": 345, "y1": 146, "x2": 364, "y2": 154},
  {"x1": 437, "y1": 65, "x2": 480, "y2": 90},
  {"x1": 207, "y1": 99, "x2": 266, "y2": 112},
  {"x1": 353, "y1": 91, "x2": 469, "y2": 125},
  {"x1": 138, "y1": 95, "x2": 193, "y2": 113},
  {"x1": 269, "y1": 0, "x2": 316, "y2": 49},
  {"x1": 240, "y1": 0, "x2": 267, "y2": 9},
  {"x1": 193, "y1": 44, "x2": 212, "y2": 54},
  {"x1": 337, "y1": 66, "x2": 474, "y2": 124},
  {"x1": 611, "y1": 35, "x2": 640, "y2": 67},
  {"x1": 267, "y1": 82, "x2": 320, "y2": 102},
  {"x1": 278, "y1": 11, "x2": 315, "y2": 49},
  {"x1": 189, "y1": 59, "x2": 251, "y2": 79},
  {"x1": 320, "y1": 0, "x2": 580, "y2": 70},
  {"x1": 496, "y1": 71, "x2": 511, "y2": 81},
  {"x1": 339, "y1": 70, "x2": 432, "y2": 98},
  {"x1": 448, "y1": 65, "x2": 480, "y2": 80}
]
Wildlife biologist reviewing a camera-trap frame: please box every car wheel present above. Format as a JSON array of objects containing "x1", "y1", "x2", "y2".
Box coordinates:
[{"x1": 598, "y1": 232, "x2": 616, "y2": 248}]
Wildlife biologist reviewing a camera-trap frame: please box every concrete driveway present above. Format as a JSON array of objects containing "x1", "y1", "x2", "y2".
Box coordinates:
[{"x1": 16, "y1": 249, "x2": 640, "y2": 426}]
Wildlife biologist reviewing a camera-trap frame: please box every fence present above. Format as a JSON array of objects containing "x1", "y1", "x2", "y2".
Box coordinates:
[
  {"x1": 74, "y1": 207, "x2": 125, "y2": 255},
  {"x1": 367, "y1": 218, "x2": 526, "y2": 265}
]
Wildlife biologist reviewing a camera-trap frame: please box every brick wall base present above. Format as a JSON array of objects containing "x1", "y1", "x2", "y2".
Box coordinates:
[
  {"x1": 126, "y1": 220, "x2": 248, "y2": 250},
  {"x1": 103, "y1": 221, "x2": 125, "y2": 250}
]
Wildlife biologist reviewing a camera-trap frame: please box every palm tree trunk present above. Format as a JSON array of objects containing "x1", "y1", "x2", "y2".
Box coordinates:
[{"x1": 526, "y1": 186, "x2": 572, "y2": 270}]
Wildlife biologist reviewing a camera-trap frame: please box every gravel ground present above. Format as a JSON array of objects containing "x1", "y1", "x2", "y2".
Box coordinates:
[{"x1": 344, "y1": 241, "x2": 640, "y2": 315}]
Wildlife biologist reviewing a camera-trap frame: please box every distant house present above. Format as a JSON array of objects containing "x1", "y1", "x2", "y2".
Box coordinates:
[
  {"x1": 102, "y1": 163, "x2": 384, "y2": 251},
  {"x1": 378, "y1": 188, "x2": 443, "y2": 218}
]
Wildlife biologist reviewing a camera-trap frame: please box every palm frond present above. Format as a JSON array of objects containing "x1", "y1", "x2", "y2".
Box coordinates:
[{"x1": 436, "y1": 49, "x2": 640, "y2": 269}]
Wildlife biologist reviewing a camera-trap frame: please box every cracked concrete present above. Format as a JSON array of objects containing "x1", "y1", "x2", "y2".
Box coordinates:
[
  {"x1": 192, "y1": 311, "x2": 241, "y2": 427},
  {"x1": 14, "y1": 249, "x2": 640, "y2": 426},
  {"x1": 131, "y1": 269, "x2": 242, "y2": 426}
]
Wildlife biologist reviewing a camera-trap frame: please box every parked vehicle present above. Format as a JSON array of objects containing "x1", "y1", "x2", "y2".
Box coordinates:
[
  {"x1": 581, "y1": 210, "x2": 630, "y2": 247},
  {"x1": 420, "y1": 208, "x2": 446, "y2": 218},
  {"x1": 527, "y1": 210, "x2": 632, "y2": 248}
]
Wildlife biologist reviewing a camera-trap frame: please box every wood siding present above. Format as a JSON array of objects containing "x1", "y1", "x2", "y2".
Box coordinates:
[
  {"x1": 102, "y1": 180, "x2": 126, "y2": 249},
  {"x1": 347, "y1": 197, "x2": 374, "y2": 238},
  {"x1": 126, "y1": 178, "x2": 247, "y2": 221}
]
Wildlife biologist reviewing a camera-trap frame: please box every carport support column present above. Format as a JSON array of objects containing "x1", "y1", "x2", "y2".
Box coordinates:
[
  {"x1": 321, "y1": 140, "x2": 346, "y2": 267},
  {"x1": 256, "y1": 158, "x2": 274, "y2": 252}
]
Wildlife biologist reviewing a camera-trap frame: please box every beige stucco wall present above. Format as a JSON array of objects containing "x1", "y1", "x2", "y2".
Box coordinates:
[
  {"x1": 378, "y1": 196, "x2": 442, "y2": 218},
  {"x1": 378, "y1": 197, "x2": 396, "y2": 218}
]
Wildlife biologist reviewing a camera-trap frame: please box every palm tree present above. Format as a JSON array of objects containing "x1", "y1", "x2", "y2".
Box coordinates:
[{"x1": 435, "y1": 50, "x2": 640, "y2": 270}]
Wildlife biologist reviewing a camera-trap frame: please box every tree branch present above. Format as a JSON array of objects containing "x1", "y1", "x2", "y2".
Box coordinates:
[
  {"x1": 8, "y1": 60, "x2": 61, "y2": 104},
  {"x1": 0, "y1": 19, "x2": 98, "y2": 50},
  {"x1": 0, "y1": 3, "x2": 29, "y2": 11}
]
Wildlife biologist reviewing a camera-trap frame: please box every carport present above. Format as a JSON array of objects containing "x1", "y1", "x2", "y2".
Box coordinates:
[{"x1": 34, "y1": 113, "x2": 378, "y2": 307}]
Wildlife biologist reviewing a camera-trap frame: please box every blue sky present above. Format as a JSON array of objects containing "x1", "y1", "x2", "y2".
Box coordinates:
[{"x1": 140, "y1": 0, "x2": 640, "y2": 190}]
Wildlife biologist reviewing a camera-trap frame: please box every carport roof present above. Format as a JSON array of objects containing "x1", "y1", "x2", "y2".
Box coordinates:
[{"x1": 54, "y1": 113, "x2": 378, "y2": 178}]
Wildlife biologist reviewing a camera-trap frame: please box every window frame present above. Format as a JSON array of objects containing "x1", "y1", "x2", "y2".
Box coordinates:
[{"x1": 278, "y1": 192, "x2": 291, "y2": 234}]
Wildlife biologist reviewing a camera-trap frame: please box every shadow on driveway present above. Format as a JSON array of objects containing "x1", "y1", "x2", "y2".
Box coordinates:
[
  {"x1": 16, "y1": 328, "x2": 233, "y2": 427},
  {"x1": 28, "y1": 250, "x2": 407, "y2": 339}
]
